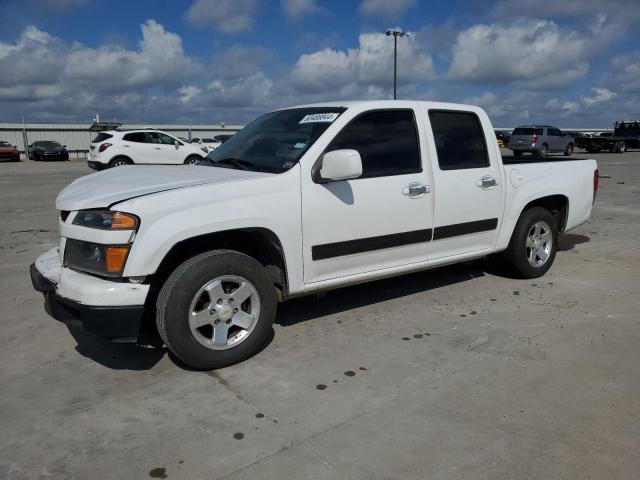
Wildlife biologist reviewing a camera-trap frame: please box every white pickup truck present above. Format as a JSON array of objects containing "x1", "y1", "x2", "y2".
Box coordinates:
[{"x1": 31, "y1": 101, "x2": 599, "y2": 369}]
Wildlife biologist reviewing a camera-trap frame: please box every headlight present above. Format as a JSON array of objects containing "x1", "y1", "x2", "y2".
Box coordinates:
[
  {"x1": 73, "y1": 210, "x2": 139, "y2": 230},
  {"x1": 201, "y1": 147, "x2": 208, "y2": 153},
  {"x1": 64, "y1": 239, "x2": 130, "y2": 276}
]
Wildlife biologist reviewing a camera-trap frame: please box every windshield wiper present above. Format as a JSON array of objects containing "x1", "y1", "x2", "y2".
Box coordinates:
[{"x1": 207, "y1": 157, "x2": 257, "y2": 171}]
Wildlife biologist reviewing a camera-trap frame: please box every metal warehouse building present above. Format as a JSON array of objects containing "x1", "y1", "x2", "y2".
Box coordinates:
[{"x1": 0, "y1": 123, "x2": 243, "y2": 159}]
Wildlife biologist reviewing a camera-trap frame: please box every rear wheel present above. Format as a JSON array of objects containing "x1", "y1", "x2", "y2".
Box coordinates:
[
  {"x1": 109, "y1": 157, "x2": 133, "y2": 168},
  {"x1": 614, "y1": 141, "x2": 627, "y2": 153},
  {"x1": 563, "y1": 143, "x2": 574, "y2": 156},
  {"x1": 156, "y1": 250, "x2": 277, "y2": 370},
  {"x1": 537, "y1": 144, "x2": 548, "y2": 157},
  {"x1": 504, "y1": 207, "x2": 558, "y2": 278}
]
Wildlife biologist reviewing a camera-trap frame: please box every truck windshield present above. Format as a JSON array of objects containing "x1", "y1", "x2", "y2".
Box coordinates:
[{"x1": 200, "y1": 107, "x2": 346, "y2": 173}]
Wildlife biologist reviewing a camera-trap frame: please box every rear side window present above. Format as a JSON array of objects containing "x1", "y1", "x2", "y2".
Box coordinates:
[
  {"x1": 327, "y1": 110, "x2": 421, "y2": 179},
  {"x1": 429, "y1": 110, "x2": 489, "y2": 170},
  {"x1": 123, "y1": 132, "x2": 148, "y2": 143},
  {"x1": 92, "y1": 133, "x2": 113, "y2": 143}
]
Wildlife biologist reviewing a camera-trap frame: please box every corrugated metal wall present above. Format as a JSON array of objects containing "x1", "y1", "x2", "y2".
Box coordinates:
[{"x1": 0, "y1": 123, "x2": 243, "y2": 158}]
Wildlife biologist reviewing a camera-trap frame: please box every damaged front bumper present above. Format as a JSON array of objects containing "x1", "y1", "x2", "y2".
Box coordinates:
[{"x1": 30, "y1": 247, "x2": 150, "y2": 341}]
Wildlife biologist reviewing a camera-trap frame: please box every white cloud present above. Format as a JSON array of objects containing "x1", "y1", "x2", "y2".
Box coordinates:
[
  {"x1": 582, "y1": 87, "x2": 617, "y2": 106},
  {"x1": 281, "y1": 0, "x2": 319, "y2": 21},
  {"x1": 448, "y1": 20, "x2": 590, "y2": 88},
  {"x1": 604, "y1": 53, "x2": 640, "y2": 93},
  {"x1": 179, "y1": 85, "x2": 202, "y2": 104},
  {"x1": 291, "y1": 32, "x2": 435, "y2": 95},
  {"x1": 360, "y1": 0, "x2": 415, "y2": 17},
  {"x1": 64, "y1": 20, "x2": 200, "y2": 91},
  {"x1": 185, "y1": 0, "x2": 259, "y2": 33}
]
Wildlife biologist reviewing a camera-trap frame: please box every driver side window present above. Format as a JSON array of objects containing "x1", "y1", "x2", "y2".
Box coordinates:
[{"x1": 327, "y1": 110, "x2": 421, "y2": 179}]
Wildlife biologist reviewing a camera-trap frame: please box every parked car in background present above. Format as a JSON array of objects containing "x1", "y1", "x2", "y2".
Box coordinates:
[
  {"x1": 28, "y1": 141, "x2": 69, "y2": 161},
  {"x1": 190, "y1": 137, "x2": 221, "y2": 152},
  {"x1": 213, "y1": 134, "x2": 234, "y2": 144},
  {"x1": 495, "y1": 130, "x2": 511, "y2": 148},
  {"x1": 0, "y1": 140, "x2": 20, "y2": 162},
  {"x1": 31, "y1": 100, "x2": 598, "y2": 369},
  {"x1": 573, "y1": 121, "x2": 639, "y2": 153},
  {"x1": 88, "y1": 129, "x2": 207, "y2": 169},
  {"x1": 509, "y1": 125, "x2": 574, "y2": 157}
]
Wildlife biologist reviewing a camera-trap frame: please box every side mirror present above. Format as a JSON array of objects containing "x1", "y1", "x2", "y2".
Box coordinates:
[
  {"x1": 319, "y1": 149, "x2": 362, "y2": 182},
  {"x1": 174, "y1": 140, "x2": 180, "y2": 147},
  {"x1": 63, "y1": 145, "x2": 67, "y2": 148}
]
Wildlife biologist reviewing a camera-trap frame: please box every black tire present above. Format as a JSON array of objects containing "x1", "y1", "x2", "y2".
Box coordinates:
[
  {"x1": 108, "y1": 156, "x2": 133, "y2": 168},
  {"x1": 513, "y1": 151, "x2": 523, "y2": 157},
  {"x1": 537, "y1": 144, "x2": 548, "y2": 157},
  {"x1": 184, "y1": 155, "x2": 202, "y2": 165},
  {"x1": 563, "y1": 143, "x2": 573, "y2": 156},
  {"x1": 614, "y1": 141, "x2": 626, "y2": 153},
  {"x1": 504, "y1": 207, "x2": 558, "y2": 279},
  {"x1": 156, "y1": 250, "x2": 277, "y2": 370}
]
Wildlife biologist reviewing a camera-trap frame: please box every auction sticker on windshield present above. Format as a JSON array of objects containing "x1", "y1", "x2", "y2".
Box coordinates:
[{"x1": 299, "y1": 113, "x2": 340, "y2": 124}]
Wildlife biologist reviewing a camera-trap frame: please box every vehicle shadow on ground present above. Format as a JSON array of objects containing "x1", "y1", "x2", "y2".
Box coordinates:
[
  {"x1": 276, "y1": 261, "x2": 487, "y2": 327},
  {"x1": 558, "y1": 233, "x2": 590, "y2": 251},
  {"x1": 68, "y1": 325, "x2": 167, "y2": 370}
]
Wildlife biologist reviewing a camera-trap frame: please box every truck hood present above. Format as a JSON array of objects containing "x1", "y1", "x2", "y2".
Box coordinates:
[{"x1": 56, "y1": 165, "x2": 271, "y2": 211}]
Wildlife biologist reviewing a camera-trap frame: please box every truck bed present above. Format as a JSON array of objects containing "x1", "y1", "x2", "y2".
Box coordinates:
[{"x1": 502, "y1": 155, "x2": 590, "y2": 165}]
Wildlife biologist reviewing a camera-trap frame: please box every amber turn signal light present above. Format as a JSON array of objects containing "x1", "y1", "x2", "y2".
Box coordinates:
[
  {"x1": 105, "y1": 246, "x2": 130, "y2": 273},
  {"x1": 111, "y1": 212, "x2": 138, "y2": 229}
]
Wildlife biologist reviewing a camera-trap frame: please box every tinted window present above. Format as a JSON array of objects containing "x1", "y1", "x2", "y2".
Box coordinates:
[
  {"x1": 326, "y1": 110, "x2": 420, "y2": 179},
  {"x1": 0, "y1": 141, "x2": 10, "y2": 147},
  {"x1": 429, "y1": 111, "x2": 489, "y2": 170},
  {"x1": 202, "y1": 138, "x2": 215, "y2": 142},
  {"x1": 150, "y1": 132, "x2": 176, "y2": 145},
  {"x1": 123, "y1": 132, "x2": 148, "y2": 143},
  {"x1": 512, "y1": 127, "x2": 542, "y2": 135},
  {"x1": 91, "y1": 133, "x2": 113, "y2": 143}
]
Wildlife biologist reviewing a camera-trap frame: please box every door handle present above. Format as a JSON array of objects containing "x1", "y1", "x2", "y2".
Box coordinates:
[
  {"x1": 402, "y1": 183, "x2": 431, "y2": 197},
  {"x1": 477, "y1": 176, "x2": 498, "y2": 189},
  {"x1": 155, "y1": 147, "x2": 161, "y2": 150}
]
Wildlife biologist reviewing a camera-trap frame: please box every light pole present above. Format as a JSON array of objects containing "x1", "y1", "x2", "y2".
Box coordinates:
[{"x1": 385, "y1": 28, "x2": 409, "y2": 100}]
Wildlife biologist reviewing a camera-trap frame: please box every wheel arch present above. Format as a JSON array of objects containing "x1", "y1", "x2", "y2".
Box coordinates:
[
  {"x1": 149, "y1": 227, "x2": 289, "y2": 302},
  {"x1": 519, "y1": 194, "x2": 569, "y2": 232},
  {"x1": 109, "y1": 154, "x2": 133, "y2": 165}
]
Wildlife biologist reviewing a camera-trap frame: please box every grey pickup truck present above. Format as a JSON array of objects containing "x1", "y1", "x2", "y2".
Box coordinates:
[{"x1": 509, "y1": 125, "x2": 574, "y2": 157}]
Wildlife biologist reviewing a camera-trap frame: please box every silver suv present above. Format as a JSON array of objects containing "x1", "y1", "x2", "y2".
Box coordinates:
[{"x1": 509, "y1": 125, "x2": 574, "y2": 157}]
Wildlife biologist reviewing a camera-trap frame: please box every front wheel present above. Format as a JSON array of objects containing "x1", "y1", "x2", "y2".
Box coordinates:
[
  {"x1": 504, "y1": 207, "x2": 558, "y2": 278},
  {"x1": 184, "y1": 155, "x2": 202, "y2": 165},
  {"x1": 156, "y1": 250, "x2": 277, "y2": 370}
]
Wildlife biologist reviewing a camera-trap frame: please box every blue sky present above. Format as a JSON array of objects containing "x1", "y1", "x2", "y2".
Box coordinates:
[{"x1": 0, "y1": 0, "x2": 639, "y2": 127}]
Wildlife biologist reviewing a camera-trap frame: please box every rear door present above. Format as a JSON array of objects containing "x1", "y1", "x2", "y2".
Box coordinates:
[
  {"x1": 300, "y1": 108, "x2": 435, "y2": 284},
  {"x1": 425, "y1": 109, "x2": 505, "y2": 259},
  {"x1": 122, "y1": 132, "x2": 155, "y2": 164}
]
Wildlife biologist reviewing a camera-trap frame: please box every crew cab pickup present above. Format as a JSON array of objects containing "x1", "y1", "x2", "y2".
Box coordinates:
[{"x1": 30, "y1": 101, "x2": 599, "y2": 369}]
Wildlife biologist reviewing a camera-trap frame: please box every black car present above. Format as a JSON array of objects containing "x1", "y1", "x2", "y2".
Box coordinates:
[{"x1": 28, "y1": 141, "x2": 69, "y2": 161}]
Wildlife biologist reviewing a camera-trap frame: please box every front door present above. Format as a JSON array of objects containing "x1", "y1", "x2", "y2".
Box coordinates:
[
  {"x1": 301, "y1": 108, "x2": 435, "y2": 284},
  {"x1": 425, "y1": 109, "x2": 505, "y2": 260}
]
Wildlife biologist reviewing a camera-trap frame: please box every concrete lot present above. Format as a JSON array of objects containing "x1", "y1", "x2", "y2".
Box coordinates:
[{"x1": 1, "y1": 151, "x2": 639, "y2": 479}]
